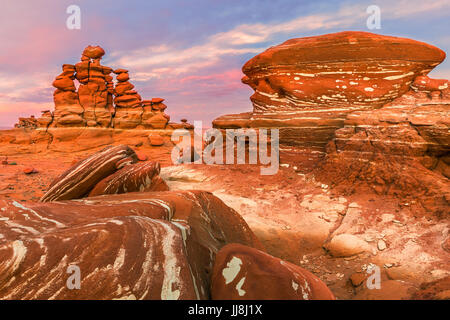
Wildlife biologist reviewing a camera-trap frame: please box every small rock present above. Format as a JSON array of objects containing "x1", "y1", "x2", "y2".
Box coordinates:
[
  {"x1": 349, "y1": 272, "x2": 367, "y2": 287},
  {"x1": 148, "y1": 134, "x2": 164, "y2": 146},
  {"x1": 348, "y1": 202, "x2": 360, "y2": 208},
  {"x1": 377, "y1": 240, "x2": 387, "y2": 251},
  {"x1": 136, "y1": 153, "x2": 148, "y2": 161},
  {"x1": 23, "y1": 167, "x2": 38, "y2": 175},
  {"x1": 324, "y1": 234, "x2": 371, "y2": 257}
]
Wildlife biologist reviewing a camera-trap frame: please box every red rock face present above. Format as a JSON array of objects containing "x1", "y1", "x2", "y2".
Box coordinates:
[
  {"x1": 211, "y1": 243, "x2": 335, "y2": 300},
  {"x1": 243, "y1": 31, "x2": 445, "y2": 112},
  {"x1": 40, "y1": 145, "x2": 138, "y2": 202},
  {"x1": 213, "y1": 32, "x2": 446, "y2": 152},
  {"x1": 412, "y1": 75, "x2": 449, "y2": 92},
  {"x1": 0, "y1": 190, "x2": 262, "y2": 299},
  {"x1": 88, "y1": 161, "x2": 169, "y2": 197},
  {"x1": 315, "y1": 87, "x2": 450, "y2": 216}
]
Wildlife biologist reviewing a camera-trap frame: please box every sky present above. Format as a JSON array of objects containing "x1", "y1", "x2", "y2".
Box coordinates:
[{"x1": 0, "y1": 0, "x2": 449, "y2": 128}]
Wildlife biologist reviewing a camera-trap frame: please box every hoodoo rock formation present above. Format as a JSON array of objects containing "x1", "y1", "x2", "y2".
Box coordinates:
[
  {"x1": 213, "y1": 31, "x2": 446, "y2": 152},
  {"x1": 23, "y1": 45, "x2": 184, "y2": 130}
]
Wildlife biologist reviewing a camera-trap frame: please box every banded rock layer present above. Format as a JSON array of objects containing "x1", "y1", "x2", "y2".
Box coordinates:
[
  {"x1": 213, "y1": 32, "x2": 446, "y2": 151},
  {"x1": 40, "y1": 144, "x2": 138, "y2": 202},
  {"x1": 0, "y1": 190, "x2": 263, "y2": 299}
]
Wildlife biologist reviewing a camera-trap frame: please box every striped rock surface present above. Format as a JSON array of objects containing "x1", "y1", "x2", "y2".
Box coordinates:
[
  {"x1": 0, "y1": 191, "x2": 262, "y2": 299},
  {"x1": 316, "y1": 87, "x2": 450, "y2": 215},
  {"x1": 213, "y1": 32, "x2": 446, "y2": 152},
  {"x1": 88, "y1": 161, "x2": 169, "y2": 197},
  {"x1": 211, "y1": 243, "x2": 335, "y2": 300},
  {"x1": 0, "y1": 216, "x2": 197, "y2": 300},
  {"x1": 242, "y1": 31, "x2": 445, "y2": 112},
  {"x1": 85, "y1": 191, "x2": 264, "y2": 299},
  {"x1": 40, "y1": 145, "x2": 138, "y2": 202}
]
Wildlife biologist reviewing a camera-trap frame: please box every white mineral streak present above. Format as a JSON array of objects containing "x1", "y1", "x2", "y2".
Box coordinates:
[
  {"x1": 222, "y1": 256, "x2": 242, "y2": 284},
  {"x1": 11, "y1": 201, "x2": 65, "y2": 227},
  {"x1": 170, "y1": 219, "x2": 201, "y2": 300},
  {"x1": 236, "y1": 277, "x2": 246, "y2": 296},
  {"x1": 152, "y1": 219, "x2": 182, "y2": 300},
  {"x1": 113, "y1": 247, "x2": 126, "y2": 270},
  {"x1": 383, "y1": 72, "x2": 414, "y2": 80}
]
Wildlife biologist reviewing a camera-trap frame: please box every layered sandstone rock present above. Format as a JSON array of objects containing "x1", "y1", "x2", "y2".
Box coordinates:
[
  {"x1": 211, "y1": 243, "x2": 335, "y2": 300},
  {"x1": 88, "y1": 161, "x2": 169, "y2": 197},
  {"x1": 75, "y1": 53, "x2": 114, "y2": 127},
  {"x1": 316, "y1": 87, "x2": 450, "y2": 215},
  {"x1": 34, "y1": 45, "x2": 180, "y2": 131},
  {"x1": 40, "y1": 145, "x2": 138, "y2": 202},
  {"x1": 14, "y1": 116, "x2": 38, "y2": 129},
  {"x1": 0, "y1": 190, "x2": 263, "y2": 299},
  {"x1": 52, "y1": 63, "x2": 85, "y2": 127},
  {"x1": 213, "y1": 31, "x2": 446, "y2": 151},
  {"x1": 113, "y1": 69, "x2": 143, "y2": 129}
]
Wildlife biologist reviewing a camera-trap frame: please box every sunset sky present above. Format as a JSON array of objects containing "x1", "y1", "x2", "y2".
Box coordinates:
[{"x1": 0, "y1": 0, "x2": 449, "y2": 128}]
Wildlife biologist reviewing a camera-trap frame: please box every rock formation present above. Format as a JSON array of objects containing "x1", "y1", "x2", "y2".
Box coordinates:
[
  {"x1": 28, "y1": 45, "x2": 183, "y2": 130},
  {"x1": 0, "y1": 190, "x2": 262, "y2": 299},
  {"x1": 211, "y1": 243, "x2": 335, "y2": 300},
  {"x1": 40, "y1": 145, "x2": 138, "y2": 202},
  {"x1": 88, "y1": 161, "x2": 169, "y2": 196},
  {"x1": 316, "y1": 86, "x2": 450, "y2": 215},
  {"x1": 213, "y1": 31, "x2": 449, "y2": 215},
  {"x1": 213, "y1": 31, "x2": 446, "y2": 152},
  {"x1": 14, "y1": 116, "x2": 38, "y2": 129}
]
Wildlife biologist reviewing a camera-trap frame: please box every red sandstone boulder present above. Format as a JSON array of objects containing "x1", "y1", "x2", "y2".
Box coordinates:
[
  {"x1": 152, "y1": 98, "x2": 165, "y2": 104},
  {"x1": 0, "y1": 215, "x2": 197, "y2": 299},
  {"x1": 88, "y1": 161, "x2": 169, "y2": 197},
  {"x1": 52, "y1": 76, "x2": 76, "y2": 91},
  {"x1": 82, "y1": 45, "x2": 105, "y2": 59},
  {"x1": 114, "y1": 81, "x2": 135, "y2": 95},
  {"x1": 242, "y1": 31, "x2": 445, "y2": 112},
  {"x1": 114, "y1": 68, "x2": 128, "y2": 74},
  {"x1": 136, "y1": 152, "x2": 148, "y2": 161},
  {"x1": 0, "y1": 190, "x2": 262, "y2": 300},
  {"x1": 23, "y1": 167, "x2": 37, "y2": 175},
  {"x1": 148, "y1": 134, "x2": 165, "y2": 146},
  {"x1": 117, "y1": 72, "x2": 130, "y2": 82},
  {"x1": 40, "y1": 145, "x2": 138, "y2": 202},
  {"x1": 211, "y1": 243, "x2": 335, "y2": 300}
]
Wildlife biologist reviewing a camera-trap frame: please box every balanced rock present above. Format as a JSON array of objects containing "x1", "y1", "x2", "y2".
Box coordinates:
[
  {"x1": 82, "y1": 45, "x2": 105, "y2": 59},
  {"x1": 213, "y1": 31, "x2": 446, "y2": 152}
]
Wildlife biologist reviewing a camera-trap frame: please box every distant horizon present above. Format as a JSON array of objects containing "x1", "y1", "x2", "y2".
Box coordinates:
[{"x1": 1, "y1": 0, "x2": 449, "y2": 128}]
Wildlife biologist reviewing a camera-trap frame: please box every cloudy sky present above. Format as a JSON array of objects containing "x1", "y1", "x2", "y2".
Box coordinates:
[{"x1": 0, "y1": 0, "x2": 449, "y2": 128}]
